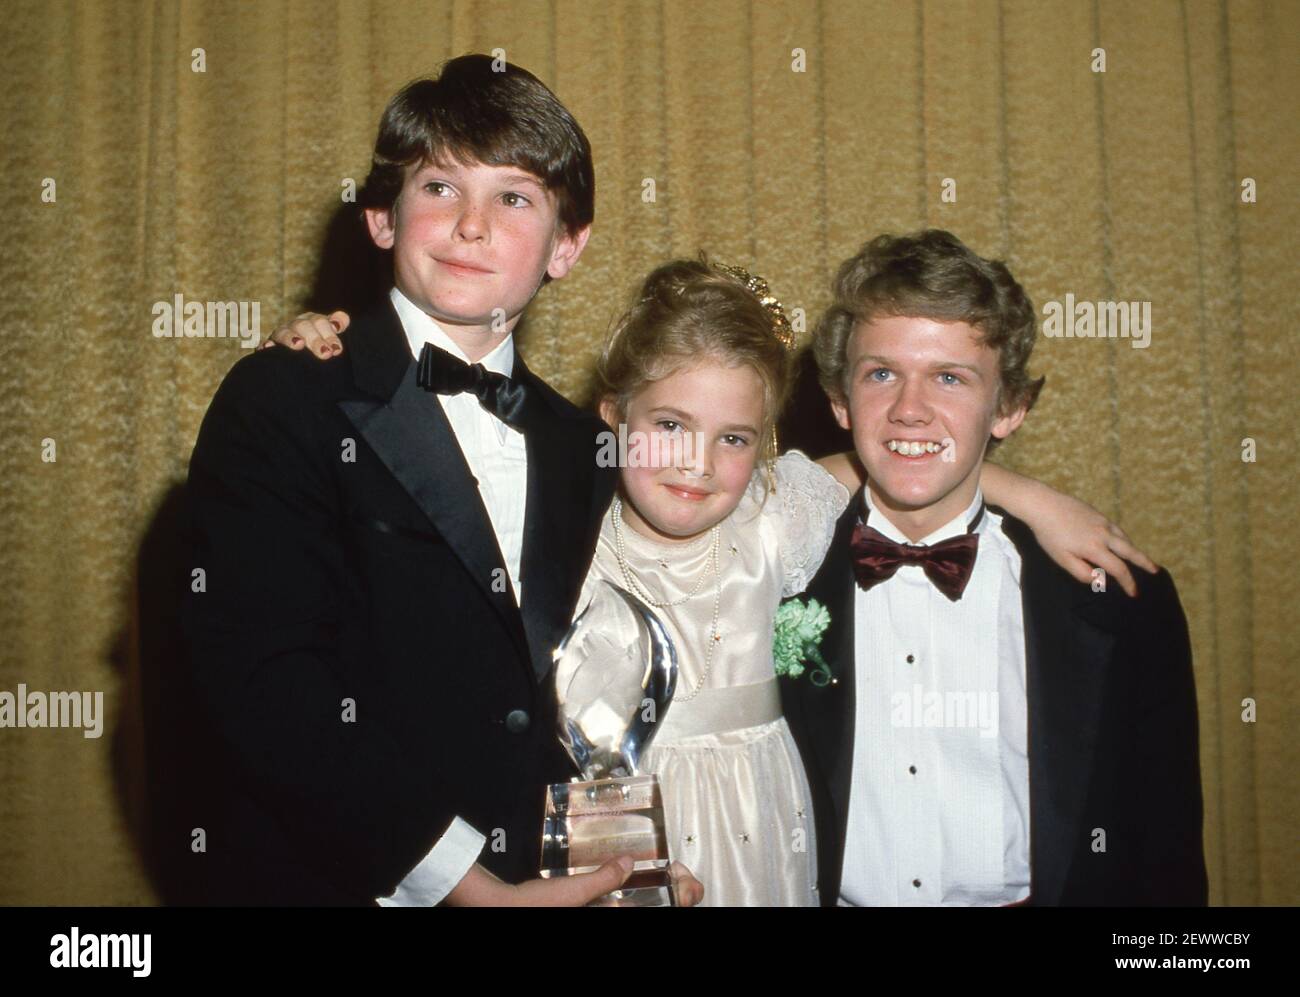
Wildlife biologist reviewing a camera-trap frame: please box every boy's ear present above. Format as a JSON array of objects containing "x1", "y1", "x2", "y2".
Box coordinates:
[
  {"x1": 990, "y1": 399, "x2": 1028, "y2": 442},
  {"x1": 546, "y1": 224, "x2": 592, "y2": 281},
  {"x1": 364, "y1": 206, "x2": 396, "y2": 250},
  {"x1": 829, "y1": 394, "x2": 852, "y2": 432}
]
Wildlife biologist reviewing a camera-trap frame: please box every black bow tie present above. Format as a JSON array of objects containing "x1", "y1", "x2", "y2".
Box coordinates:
[{"x1": 416, "y1": 342, "x2": 533, "y2": 429}]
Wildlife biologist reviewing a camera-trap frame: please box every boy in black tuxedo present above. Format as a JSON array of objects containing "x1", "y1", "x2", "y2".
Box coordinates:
[
  {"x1": 782, "y1": 231, "x2": 1207, "y2": 906},
  {"x1": 184, "y1": 54, "x2": 701, "y2": 906}
]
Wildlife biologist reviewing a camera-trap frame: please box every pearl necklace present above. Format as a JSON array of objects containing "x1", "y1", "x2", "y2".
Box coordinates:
[{"x1": 610, "y1": 497, "x2": 722, "y2": 702}]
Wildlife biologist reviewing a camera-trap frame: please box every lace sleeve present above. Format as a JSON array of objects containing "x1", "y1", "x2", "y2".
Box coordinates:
[{"x1": 769, "y1": 450, "x2": 852, "y2": 597}]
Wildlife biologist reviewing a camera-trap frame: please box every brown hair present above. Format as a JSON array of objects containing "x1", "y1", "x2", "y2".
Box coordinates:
[
  {"x1": 359, "y1": 54, "x2": 594, "y2": 250},
  {"x1": 813, "y1": 230, "x2": 1044, "y2": 448},
  {"x1": 597, "y1": 258, "x2": 795, "y2": 479}
]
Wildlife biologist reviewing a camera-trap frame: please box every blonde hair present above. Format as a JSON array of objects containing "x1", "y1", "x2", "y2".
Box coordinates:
[{"x1": 596, "y1": 258, "x2": 795, "y2": 485}]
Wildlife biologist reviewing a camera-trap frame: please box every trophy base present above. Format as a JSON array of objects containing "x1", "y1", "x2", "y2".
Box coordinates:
[{"x1": 540, "y1": 774, "x2": 677, "y2": 908}]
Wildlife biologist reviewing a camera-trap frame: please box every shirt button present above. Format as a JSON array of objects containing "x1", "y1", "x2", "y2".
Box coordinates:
[
  {"x1": 905, "y1": 654, "x2": 915, "y2": 664},
  {"x1": 908, "y1": 765, "x2": 917, "y2": 775},
  {"x1": 505, "y1": 709, "x2": 530, "y2": 734},
  {"x1": 913, "y1": 878, "x2": 922, "y2": 889}
]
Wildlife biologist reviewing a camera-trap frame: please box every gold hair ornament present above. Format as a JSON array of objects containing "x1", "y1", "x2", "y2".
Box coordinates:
[{"x1": 710, "y1": 262, "x2": 796, "y2": 484}]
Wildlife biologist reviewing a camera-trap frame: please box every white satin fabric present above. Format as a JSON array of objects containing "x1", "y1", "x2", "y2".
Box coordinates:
[{"x1": 578, "y1": 451, "x2": 850, "y2": 906}]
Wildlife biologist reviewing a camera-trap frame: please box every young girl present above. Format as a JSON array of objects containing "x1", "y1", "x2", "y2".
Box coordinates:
[{"x1": 268, "y1": 260, "x2": 1154, "y2": 905}]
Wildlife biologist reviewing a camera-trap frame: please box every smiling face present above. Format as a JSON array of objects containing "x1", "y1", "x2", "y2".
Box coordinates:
[
  {"x1": 600, "y1": 359, "x2": 767, "y2": 544},
  {"x1": 365, "y1": 157, "x2": 589, "y2": 358},
  {"x1": 832, "y1": 315, "x2": 1026, "y2": 541}
]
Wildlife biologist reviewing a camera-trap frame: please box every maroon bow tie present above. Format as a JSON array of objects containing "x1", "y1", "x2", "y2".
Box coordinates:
[{"x1": 849, "y1": 523, "x2": 980, "y2": 602}]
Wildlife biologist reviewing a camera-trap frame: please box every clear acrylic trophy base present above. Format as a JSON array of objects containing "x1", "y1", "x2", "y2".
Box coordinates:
[{"x1": 540, "y1": 773, "x2": 678, "y2": 907}]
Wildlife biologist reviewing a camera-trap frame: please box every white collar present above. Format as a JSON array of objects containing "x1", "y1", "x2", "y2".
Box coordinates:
[
  {"x1": 389, "y1": 286, "x2": 515, "y2": 377},
  {"x1": 861, "y1": 486, "x2": 986, "y2": 546}
]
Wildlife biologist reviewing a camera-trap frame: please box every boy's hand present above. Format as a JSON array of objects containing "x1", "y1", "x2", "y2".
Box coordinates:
[
  {"x1": 259, "y1": 310, "x2": 351, "y2": 358},
  {"x1": 668, "y1": 860, "x2": 706, "y2": 906},
  {"x1": 816, "y1": 451, "x2": 865, "y2": 493},
  {"x1": 446, "y1": 857, "x2": 704, "y2": 907}
]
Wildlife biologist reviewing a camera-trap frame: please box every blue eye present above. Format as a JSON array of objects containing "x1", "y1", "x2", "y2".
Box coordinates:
[
  {"x1": 939, "y1": 372, "x2": 963, "y2": 385},
  {"x1": 657, "y1": 420, "x2": 682, "y2": 433},
  {"x1": 867, "y1": 368, "x2": 893, "y2": 382}
]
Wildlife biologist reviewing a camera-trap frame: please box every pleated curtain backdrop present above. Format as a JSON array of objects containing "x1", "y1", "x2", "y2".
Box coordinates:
[{"x1": 0, "y1": 0, "x2": 1294, "y2": 905}]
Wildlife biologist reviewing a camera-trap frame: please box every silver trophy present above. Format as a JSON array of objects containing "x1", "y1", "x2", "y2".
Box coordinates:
[{"x1": 539, "y1": 580, "x2": 679, "y2": 906}]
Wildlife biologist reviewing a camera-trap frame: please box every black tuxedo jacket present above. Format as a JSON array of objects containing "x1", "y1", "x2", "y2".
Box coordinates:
[
  {"x1": 183, "y1": 297, "x2": 617, "y2": 904},
  {"x1": 781, "y1": 500, "x2": 1208, "y2": 906}
]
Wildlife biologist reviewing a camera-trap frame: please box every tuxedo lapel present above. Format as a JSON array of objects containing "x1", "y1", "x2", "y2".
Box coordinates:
[
  {"x1": 514, "y1": 355, "x2": 592, "y2": 680},
  {"x1": 792, "y1": 499, "x2": 861, "y2": 899},
  {"x1": 336, "y1": 300, "x2": 532, "y2": 675},
  {"x1": 812, "y1": 503, "x2": 860, "y2": 840},
  {"x1": 1001, "y1": 513, "x2": 1115, "y2": 907}
]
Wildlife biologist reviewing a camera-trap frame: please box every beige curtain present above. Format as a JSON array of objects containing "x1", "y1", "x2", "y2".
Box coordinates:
[{"x1": 0, "y1": 0, "x2": 1293, "y2": 905}]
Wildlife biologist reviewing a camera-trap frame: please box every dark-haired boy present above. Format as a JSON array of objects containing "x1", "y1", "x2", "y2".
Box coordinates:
[
  {"x1": 185, "y1": 55, "x2": 701, "y2": 906},
  {"x1": 782, "y1": 230, "x2": 1207, "y2": 906}
]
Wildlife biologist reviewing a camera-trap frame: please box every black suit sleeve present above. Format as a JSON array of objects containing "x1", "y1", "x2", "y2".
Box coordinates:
[
  {"x1": 1129, "y1": 569, "x2": 1209, "y2": 905},
  {"x1": 184, "y1": 357, "x2": 459, "y2": 899}
]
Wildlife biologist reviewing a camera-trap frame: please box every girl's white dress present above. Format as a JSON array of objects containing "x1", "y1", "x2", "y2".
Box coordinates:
[{"x1": 576, "y1": 451, "x2": 850, "y2": 906}]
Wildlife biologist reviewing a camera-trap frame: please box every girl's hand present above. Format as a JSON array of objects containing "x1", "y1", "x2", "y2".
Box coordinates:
[
  {"x1": 1022, "y1": 490, "x2": 1158, "y2": 597},
  {"x1": 258, "y1": 310, "x2": 351, "y2": 358},
  {"x1": 982, "y1": 464, "x2": 1158, "y2": 597}
]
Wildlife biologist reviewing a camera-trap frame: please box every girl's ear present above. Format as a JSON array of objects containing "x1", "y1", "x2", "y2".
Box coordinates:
[{"x1": 597, "y1": 396, "x2": 621, "y2": 430}]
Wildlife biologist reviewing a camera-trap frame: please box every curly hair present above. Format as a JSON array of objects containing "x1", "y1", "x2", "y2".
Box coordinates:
[{"x1": 813, "y1": 230, "x2": 1044, "y2": 449}]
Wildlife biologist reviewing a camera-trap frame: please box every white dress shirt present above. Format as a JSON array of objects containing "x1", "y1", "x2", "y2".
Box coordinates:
[
  {"x1": 389, "y1": 286, "x2": 528, "y2": 602},
  {"x1": 838, "y1": 487, "x2": 1032, "y2": 906},
  {"x1": 376, "y1": 286, "x2": 528, "y2": 905}
]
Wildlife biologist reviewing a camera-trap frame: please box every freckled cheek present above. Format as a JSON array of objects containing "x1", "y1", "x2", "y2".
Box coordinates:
[
  {"x1": 393, "y1": 218, "x2": 442, "y2": 252},
  {"x1": 496, "y1": 217, "x2": 550, "y2": 253}
]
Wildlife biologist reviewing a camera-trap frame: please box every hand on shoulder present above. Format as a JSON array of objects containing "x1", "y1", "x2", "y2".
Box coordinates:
[{"x1": 259, "y1": 310, "x2": 351, "y2": 358}]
